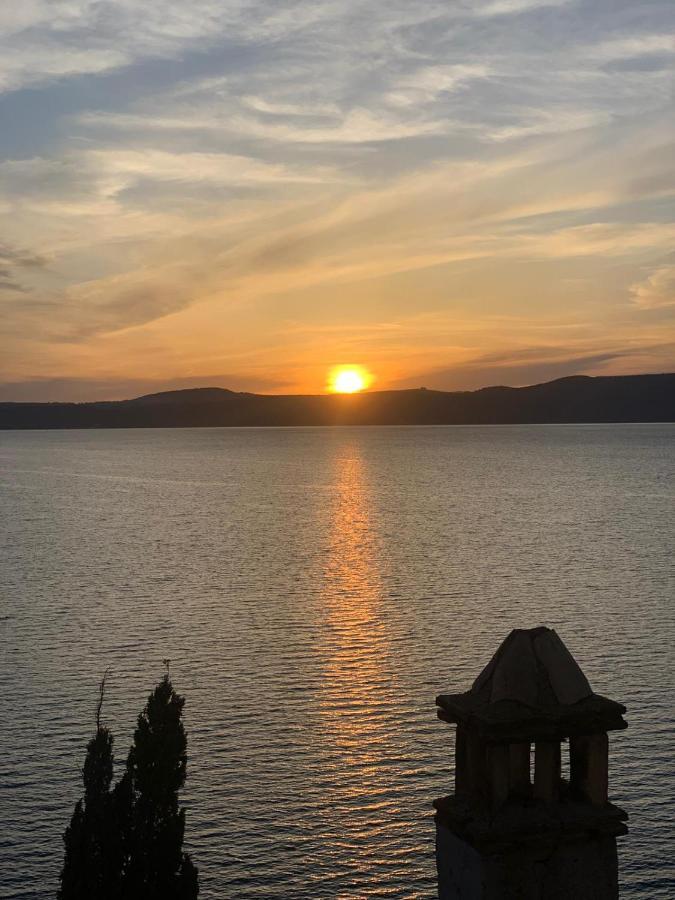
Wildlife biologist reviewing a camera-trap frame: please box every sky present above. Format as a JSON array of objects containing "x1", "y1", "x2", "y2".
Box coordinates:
[{"x1": 0, "y1": 0, "x2": 674, "y2": 400}]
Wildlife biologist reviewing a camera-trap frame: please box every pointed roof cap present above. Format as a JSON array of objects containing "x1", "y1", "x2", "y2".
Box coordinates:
[{"x1": 437, "y1": 627, "x2": 626, "y2": 742}]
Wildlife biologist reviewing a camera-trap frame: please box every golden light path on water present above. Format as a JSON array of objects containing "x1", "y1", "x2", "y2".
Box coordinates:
[
  {"x1": 313, "y1": 443, "x2": 427, "y2": 890},
  {"x1": 320, "y1": 445, "x2": 390, "y2": 753}
]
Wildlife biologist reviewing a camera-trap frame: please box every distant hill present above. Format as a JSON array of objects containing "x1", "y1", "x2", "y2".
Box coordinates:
[{"x1": 0, "y1": 374, "x2": 673, "y2": 429}]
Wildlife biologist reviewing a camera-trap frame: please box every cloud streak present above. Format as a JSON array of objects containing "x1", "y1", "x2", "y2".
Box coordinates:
[{"x1": 631, "y1": 266, "x2": 675, "y2": 310}]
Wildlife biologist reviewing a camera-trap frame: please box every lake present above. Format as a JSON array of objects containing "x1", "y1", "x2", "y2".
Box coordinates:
[{"x1": 1, "y1": 425, "x2": 673, "y2": 898}]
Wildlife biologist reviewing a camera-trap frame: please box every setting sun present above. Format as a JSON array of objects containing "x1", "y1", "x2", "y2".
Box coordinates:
[{"x1": 328, "y1": 366, "x2": 372, "y2": 394}]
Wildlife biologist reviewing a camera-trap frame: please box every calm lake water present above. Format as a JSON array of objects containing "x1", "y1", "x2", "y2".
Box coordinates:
[{"x1": 1, "y1": 425, "x2": 674, "y2": 898}]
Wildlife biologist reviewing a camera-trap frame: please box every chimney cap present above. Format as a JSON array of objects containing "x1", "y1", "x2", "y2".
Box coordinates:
[{"x1": 436, "y1": 627, "x2": 626, "y2": 742}]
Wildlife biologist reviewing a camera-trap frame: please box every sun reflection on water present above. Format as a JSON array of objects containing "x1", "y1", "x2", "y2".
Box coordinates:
[
  {"x1": 311, "y1": 443, "x2": 427, "y2": 894},
  {"x1": 318, "y1": 443, "x2": 396, "y2": 768}
]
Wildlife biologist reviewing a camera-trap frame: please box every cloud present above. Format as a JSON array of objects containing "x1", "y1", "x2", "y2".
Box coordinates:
[
  {"x1": 0, "y1": 1, "x2": 477, "y2": 96},
  {"x1": 0, "y1": 147, "x2": 339, "y2": 206},
  {"x1": 475, "y1": 0, "x2": 574, "y2": 17},
  {"x1": 0, "y1": 241, "x2": 45, "y2": 269},
  {"x1": 630, "y1": 266, "x2": 675, "y2": 310},
  {"x1": 585, "y1": 34, "x2": 675, "y2": 64},
  {"x1": 511, "y1": 222, "x2": 675, "y2": 259},
  {"x1": 81, "y1": 105, "x2": 455, "y2": 146},
  {"x1": 87, "y1": 148, "x2": 341, "y2": 190},
  {"x1": 385, "y1": 64, "x2": 490, "y2": 109},
  {"x1": 0, "y1": 1, "x2": 245, "y2": 93},
  {"x1": 3, "y1": 125, "x2": 674, "y2": 347},
  {"x1": 0, "y1": 241, "x2": 47, "y2": 293},
  {"x1": 0, "y1": 278, "x2": 27, "y2": 292}
]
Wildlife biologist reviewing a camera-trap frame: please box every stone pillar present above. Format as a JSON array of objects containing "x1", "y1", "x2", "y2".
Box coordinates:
[
  {"x1": 570, "y1": 733, "x2": 608, "y2": 805},
  {"x1": 509, "y1": 742, "x2": 531, "y2": 797},
  {"x1": 487, "y1": 744, "x2": 510, "y2": 810},
  {"x1": 466, "y1": 732, "x2": 487, "y2": 803},
  {"x1": 534, "y1": 742, "x2": 561, "y2": 803},
  {"x1": 455, "y1": 724, "x2": 468, "y2": 797}
]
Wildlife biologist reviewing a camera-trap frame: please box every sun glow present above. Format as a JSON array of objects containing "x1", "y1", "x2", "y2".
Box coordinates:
[{"x1": 328, "y1": 366, "x2": 371, "y2": 393}]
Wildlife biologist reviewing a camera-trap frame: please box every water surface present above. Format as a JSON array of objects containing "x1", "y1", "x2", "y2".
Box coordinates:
[{"x1": 1, "y1": 425, "x2": 673, "y2": 897}]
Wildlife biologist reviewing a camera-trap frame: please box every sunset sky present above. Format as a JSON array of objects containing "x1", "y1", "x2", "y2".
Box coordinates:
[{"x1": 1, "y1": 0, "x2": 673, "y2": 400}]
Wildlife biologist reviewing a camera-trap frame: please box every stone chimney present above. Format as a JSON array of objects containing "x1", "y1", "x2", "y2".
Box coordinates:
[{"x1": 434, "y1": 627, "x2": 628, "y2": 900}]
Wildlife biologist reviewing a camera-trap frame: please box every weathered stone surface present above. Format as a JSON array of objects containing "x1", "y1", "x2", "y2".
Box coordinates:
[
  {"x1": 488, "y1": 630, "x2": 540, "y2": 707},
  {"x1": 570, "y1": 733, "x2": 609, "y2": 806},
  {"x1": 436, "y1": 627, "x2": 626, "y2": 743},
  {"x1": 487, "y1": 744, "x2": 510, "y2": 810},
  {"x1": 436, "y1": 692, "x2": 626, "y2": 743},
  {"x1": 465, "y1": 731, "x2": 488, "y2": 803},
  {"x1": 437, "y1": 818, "x2": 620, "y2": 900},
  {"x1": 433, "y1": 794, "x2": 628, "y2": 850},
  {"x1": 533, "y1": 629, "x2": 592, "y2": 705},
  {"x1": 533, "y1": 742, "x2": 560, "y2": 803},
  {"x1": 436, "y1": 825, "x2": 484, "y2": 900},
  {"x1": 455, "y1": 724, "x2": 469, "y2": 797},
  {"x1": 509, "y1": 743, "x2": 531, "y2": 797}
]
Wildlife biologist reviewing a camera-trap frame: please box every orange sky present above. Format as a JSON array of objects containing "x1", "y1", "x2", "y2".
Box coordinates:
[{"x1": 0, "y1": 1, "x2": 673, "y2": 400}]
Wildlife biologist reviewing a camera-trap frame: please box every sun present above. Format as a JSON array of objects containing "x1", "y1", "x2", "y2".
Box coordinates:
[
  {"x1": 334, "y1": 370, "x2": 364, "y2": 393},
  {"x1": 328, "y1": 365, "x2": 371, "y2": 394}
]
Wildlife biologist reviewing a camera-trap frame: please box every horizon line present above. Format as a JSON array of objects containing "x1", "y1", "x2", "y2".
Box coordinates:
[{"x1": 2, "y1": 370, "x2": 673, "y2": 405}]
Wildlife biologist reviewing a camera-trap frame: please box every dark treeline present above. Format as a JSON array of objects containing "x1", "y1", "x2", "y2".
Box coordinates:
[
  {"x1": 59, "y1": 673, "x2": 198, "y2": 899},
  {"x1": 2, "y1": 373, "x2": 674, "y2": 429}
]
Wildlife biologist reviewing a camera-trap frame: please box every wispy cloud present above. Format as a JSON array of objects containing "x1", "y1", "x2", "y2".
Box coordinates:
[
  {"x1": 585, "y1": 33, "x2": 675, "y2": 64},
  {"x1": 631, "y1": 266, "x2": 675, "y2": 310},
  {"x1": 474, "y1": 0, "x2": 574, "y2": 18},
  {"x1": 0, "y1": 240, "x2": 47, "y2": 293}
]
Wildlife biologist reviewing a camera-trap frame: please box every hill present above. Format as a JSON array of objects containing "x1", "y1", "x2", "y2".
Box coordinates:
[{"x1": 0, "y1": 374, "x2": 673, "y2": 429}]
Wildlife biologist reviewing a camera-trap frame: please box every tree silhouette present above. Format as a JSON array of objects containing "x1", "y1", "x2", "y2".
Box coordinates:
[
  {"x1": 125, "y1": 675, "x2": 198, "y2": 898},
  {"x1": 59, "y1": 672, "x2": 198, "y2": 899},
  {"x1": 59, "y1": 675, "x2": 123, "y2": 899}
]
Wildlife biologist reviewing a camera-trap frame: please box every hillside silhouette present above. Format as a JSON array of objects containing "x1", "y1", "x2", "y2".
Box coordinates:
[{"x1": 1, "y1": 374, "x2": 673, "y2": 429}]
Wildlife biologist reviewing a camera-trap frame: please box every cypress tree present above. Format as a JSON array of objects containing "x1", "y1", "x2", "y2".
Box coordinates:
[
  {"x1": 59, "y1": 671, "x2": 198, "y2": 899},
  {"x1": 124, "y1": 674, "x2": 198, "y2": 898},
  {"x1": 59, "y1": 798, "x2": 86, "y2": 899},
  {"x1": 59, "y1": 676, "x2": 123, "y2": 899}
]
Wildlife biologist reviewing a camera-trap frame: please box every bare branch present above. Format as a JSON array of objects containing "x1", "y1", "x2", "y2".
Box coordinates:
[{"x1": 96, "y1": 669, "x2": 110, "y2": 730}]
